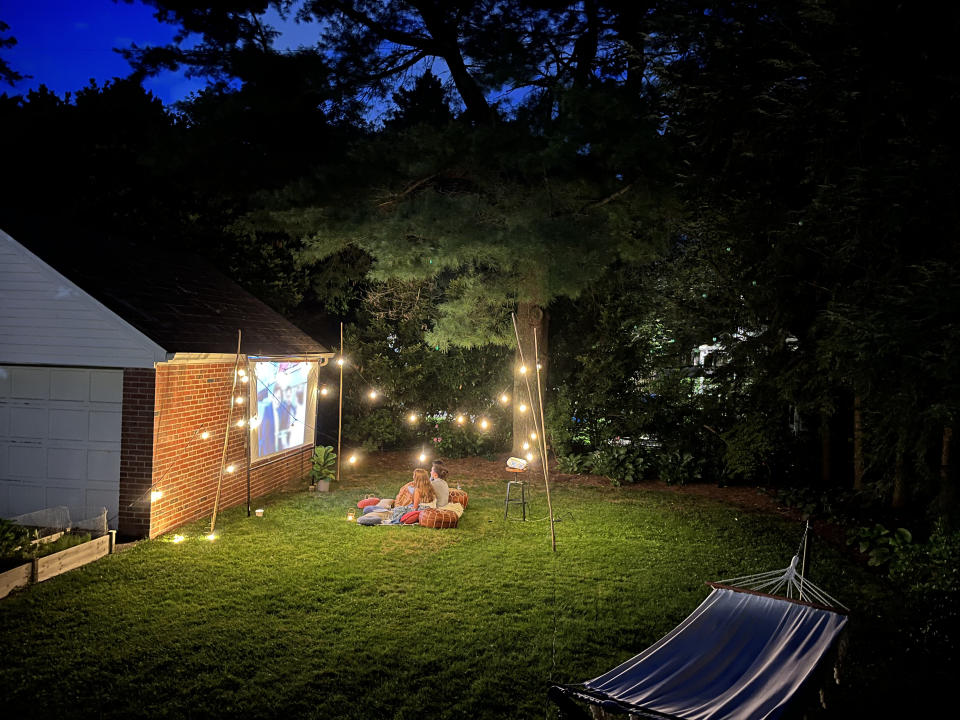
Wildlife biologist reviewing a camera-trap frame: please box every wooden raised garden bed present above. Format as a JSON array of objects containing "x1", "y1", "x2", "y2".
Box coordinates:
[{"x1": 0, "y1": 530, "x2": 115, "y2": 600}]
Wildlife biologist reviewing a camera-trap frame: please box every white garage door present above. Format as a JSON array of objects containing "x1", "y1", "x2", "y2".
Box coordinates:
[{"x1": 0, "y1": 365, "x2": 122, "y2": 528}]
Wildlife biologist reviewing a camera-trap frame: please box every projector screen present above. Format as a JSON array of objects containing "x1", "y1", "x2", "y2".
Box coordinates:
[{"x1": 249, "y1": 360, "x2": 318, "y2": 460}]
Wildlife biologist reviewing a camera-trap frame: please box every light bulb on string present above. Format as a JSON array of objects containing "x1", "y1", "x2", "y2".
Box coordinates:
[
  {"x1": 456, "y1": 415, "x2": 466, "y2": 425},
  {"x1": 419, "y1": 451, "x2": 427, "y2": 463},
  {"x1": 519, "y1": 403, "x2": 527, "y2": 413},
  {"x1": 320, "y1": 386, "x2": 329, "y2": 396},
  {"x1": 480, "y1": 419, "x2": 489, "y2": 430},
  {"x1": 500, "y1": 393, "x2": 509, "y2": 404},
  {"x1": 408, "y1": 413, "x2": 418, "y2": 423},
  {"x1": 369, "y1": 389, "x2": 378, "y2": 400},
  {"x1": 226, "y1": 464, "x2": 236, "y2": 473},
  {"x1": 234, "y1": 396, "x2": 244, "y2": 405},
  {"x1": 522, "y1": 441, "x2": 529, "y2": 450},
  {"x1": 241, "y1": 375, "x2": 249, "y2": 383},
  {"x1": 236, "y1": 418, "x2": 245, "y2": 427},
  {"x1": 349, "y1": 454, "x2": 357, "y2": 464},
  {"x1": 519, "y1": 365, "x2": 527, "y2": 375},
  {"x1": 530, "y1": 432, "x2": 537, "y2": 440},
  {"x1": 200, "y1": 431, "x2": 210, "y2": 440},
  {"x1": 337, "y1": 357, "x2": 345, "y2": 366},
  {"x1": 526, "y1": 452, "x2": 534, "y2": 461}
]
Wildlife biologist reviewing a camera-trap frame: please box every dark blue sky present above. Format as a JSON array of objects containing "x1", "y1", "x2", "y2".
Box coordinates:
[{"x1": 2, "y1": 0, "x2": 317, "y2": 106}]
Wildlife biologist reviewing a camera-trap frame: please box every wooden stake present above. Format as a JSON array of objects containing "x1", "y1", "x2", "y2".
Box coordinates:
[
  {"x1": 210, "y1": 330, "x2": 242, "y2": 535},
  {"x1": 336, "y1": 321, "x2": 343, "y2": 485},
  {"x1": 534, "y1": 329, "x2": 557, "y2": 552}
]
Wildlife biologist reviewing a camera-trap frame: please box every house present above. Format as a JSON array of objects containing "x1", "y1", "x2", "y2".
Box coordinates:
[{"x1": 0, "y1": 228, "x2": 333, "y2": 539}]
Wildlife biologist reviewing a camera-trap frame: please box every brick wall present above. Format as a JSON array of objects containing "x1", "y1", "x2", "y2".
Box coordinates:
[
  {"x1": 147, "y1": 360, "x2": 313, "y2": 539},
  {"x1": 118, "y1": 368, "x2": 156, "y2": 538}
]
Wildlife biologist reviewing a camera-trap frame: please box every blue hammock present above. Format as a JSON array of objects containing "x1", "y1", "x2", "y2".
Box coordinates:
[{"x1": 551, "y1": 561, "x2": 848, "y2": 720}]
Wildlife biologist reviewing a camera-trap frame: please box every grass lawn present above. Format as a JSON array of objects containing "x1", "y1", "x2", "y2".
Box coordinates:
[{"x1": 0, "y1": 455, "x2": 945, "y2": 718}]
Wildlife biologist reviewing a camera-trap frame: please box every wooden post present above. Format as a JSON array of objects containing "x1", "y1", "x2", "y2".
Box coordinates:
[
  {"x1": 534, "y1": 329, "x2": 557, "y2": 552},
  {"x1": 336, "y1": 322, "x2": 343, "y2": 485},
  {"x1": 210, "y1": 330, "x2": 242, "y2": 534},
  {"x1": 245, "y1": 359, "x2": 252, "y2": 517}
]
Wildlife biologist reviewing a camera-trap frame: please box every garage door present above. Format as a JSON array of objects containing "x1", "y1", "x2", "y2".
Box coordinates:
[{"x1": 0, "y1": 365, "x2": 122, "y2": 528}]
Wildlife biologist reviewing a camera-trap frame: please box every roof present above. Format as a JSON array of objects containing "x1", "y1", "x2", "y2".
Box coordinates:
[{"x1": 8, "y1": 229, "x2": 330, "y2": 358}]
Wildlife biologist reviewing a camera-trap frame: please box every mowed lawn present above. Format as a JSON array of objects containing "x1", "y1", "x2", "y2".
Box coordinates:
[{"x1": 0, "y1": 458, "x2": 936, "y2": 718}]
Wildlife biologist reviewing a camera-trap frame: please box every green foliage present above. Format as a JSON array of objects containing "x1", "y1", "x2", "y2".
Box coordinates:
[
  {"x1": 423, "y1": 416, "x2": 507, "y2": 460},
  {"x1": 310, "y1": 446, "x2": 337, "y2": 485},
  {"x1": 659, "y1": 449, "x2": 706, "y2": 487},
  {"x1": 0, "y1": 517, "x2": 29, "y2": 565},
  {"x1": 848, "y1": 524, "x2": 914, "y2": 568},
  {"x1": 555, "y1": 453, "x2": 590, "y2": 475},
  {"x1": 590, "y1": 445, "x2": 651, "y2": 486},
  {"x1": 34, "y1": 532, "x2": 92, "y2": 558}
]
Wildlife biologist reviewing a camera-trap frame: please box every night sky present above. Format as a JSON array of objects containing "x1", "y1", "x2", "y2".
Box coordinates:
[{"x1": 2, "y1": 0, "x2": 316, "y2": 106}]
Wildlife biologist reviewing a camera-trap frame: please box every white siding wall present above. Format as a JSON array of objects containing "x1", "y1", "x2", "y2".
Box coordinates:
[{"x1": 0, "y1": 230, "x2": 167, "y2": 368}]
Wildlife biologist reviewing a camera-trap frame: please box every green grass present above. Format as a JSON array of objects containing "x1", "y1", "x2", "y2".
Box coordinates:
[{"x1": 0, "y1": 467, "x2": 943, "y2": 718}]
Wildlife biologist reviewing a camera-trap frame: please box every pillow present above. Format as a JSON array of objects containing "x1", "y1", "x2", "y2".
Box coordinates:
[
  {"x1": 357, "y1": 514, "x2": 383, "y2": 525},
  {"x1": 357, "y1": 497, "x2": 380, "y2": 509},
  {"x1": 430, "y1": 478, "x2": 449, "y2": 507},
  {"x1": 400, "y1": 510, "x2": 421, "y2": 525},
  {"x1": 418, "y1": 508, "x2": 459, "y2": 529},
  {"x1": 448, "y1": 488, "x2": 469, "y2": 508}
]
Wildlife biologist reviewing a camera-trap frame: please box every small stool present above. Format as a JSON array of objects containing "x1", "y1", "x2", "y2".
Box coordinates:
[{"x1": 505, "y1": 467, "x2": 528, "y2": 520}]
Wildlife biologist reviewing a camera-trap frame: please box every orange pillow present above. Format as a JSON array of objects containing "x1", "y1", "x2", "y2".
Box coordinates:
[
  {"x1": 419, "y1": 508, "x2": 459, "y2": 529},
  {"x1": 400, "y1": 510, "x2": 421, "y2": 524},
  {"x1": 357, "y1": 497, "x2": 380, "y2": 509},
  {"x1": 448, "y1": 489, "x2": 469, "y2": 508}
]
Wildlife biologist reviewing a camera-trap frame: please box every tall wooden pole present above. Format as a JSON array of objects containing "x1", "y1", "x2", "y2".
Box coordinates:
[
  {"x1": 245, "y1": 358, "x2": 252, "y2": 517},
  {"x1": 211, "y1": 330, "x2": 241, "y2": 535},
  {"x1": 534, "y1": 329, "x2": 557, "y2": 552},
  {"x1": 336, "y1": 322, "x2": 343, "y2": 484}
]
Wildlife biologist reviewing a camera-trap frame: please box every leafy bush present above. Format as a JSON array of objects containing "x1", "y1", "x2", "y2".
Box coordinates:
[
  {"x1": 0, "y1": 518, "x2": 30, "y2": 566},
  {"x1": 658, "y1": 448, "x2": 706, "y2": 486},
  {"x1": 848, "y1": 524, "x2": 914, "y2": 567},
  {"x1": 423, "y1": 416, "x2": 508, "y2": 459},
  {"x1": 556, "y1": 453, "x2": 590, "y2": 475},
  {"x1": 591, "y1": 445, "x2": 651, "y2": 486},
  {"x1": 343, "y1": 408, "x2": 414, "y2": 452}
]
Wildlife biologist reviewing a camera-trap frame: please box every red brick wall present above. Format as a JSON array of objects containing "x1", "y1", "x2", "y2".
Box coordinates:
[
  {"x1": 147, "y1": 361, "x2": 314, "y2": 539},
  {"x1": 118, "y1": 368, "x2": 156, "y2": 538}
]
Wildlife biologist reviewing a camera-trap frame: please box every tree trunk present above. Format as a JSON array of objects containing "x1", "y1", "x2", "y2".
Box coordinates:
[
  {"x1": 853, "y1": 395, "x2": 864, "y2": 490},
  {"x1": 512, "y1": 302, "x2": 548, "y2": 457}
]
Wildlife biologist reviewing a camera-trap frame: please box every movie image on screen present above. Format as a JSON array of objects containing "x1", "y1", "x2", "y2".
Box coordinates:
[{"x1": 252, "y1": 361, "x2": 314, "y2": 459}]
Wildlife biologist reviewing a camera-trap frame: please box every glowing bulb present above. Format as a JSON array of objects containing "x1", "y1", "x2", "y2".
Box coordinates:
[
  {"x1": 150, "y1": 490, "x2": 163, "y2": 502},
  {"x1": 237, "y1": 369, "x2": 246, "y2": 377},
  {"x1": 419, "y1": 452, "x2": 427, "y2": 462},
  {"x1": 347, "y1": 511, "x2": 355, "y2": 522},
  {"x1": 349, "y1": 455, "x2": 357, "y2": 464},
  {"x1": 519, "y1": 365, "x2": 527, "y2": 374},
  {"x1": 226, "y1": 464, "x2": 236, "y2": 473},
  {"x1": 337, "y1": 357, "x2": 345, "y2": 366},
  {"x1": 480, "y1": 419, "x2": 489, "y2": 430},
  {"x1": 530, "y1": 432, "x2": 537, "y2": 440},
  {"x1": 522, "y1": 441, "x2": 529, "y2": 450},
  {"x1": 369, "y1": 390, "x2": 378, "y2": 399},
  {"x1": 206, "y1": 533, "x2": 216, "y2": 542},
  {"x1": 320, "y1": 386, "x2": 329, "y2": 396},
  {"x1": 200, "y1": 431, "x2": 210, "y2": 440},
  {"x1": 241, "y1": 375, "x2": 249, "y2": 383},
  {"x1": 409, "y1": 413, "x2": 417, "y2": 423},
  {"x1": 537, "y1": 363, "x2": 542, "y2": 370},
  {"x1": 519, "y1": 404, "x2": 527, "y2": 413},
  {"x1": 249, "y1": 416, "x2": 261, "y2": 429},
  {"x1": 235, "y1": 396, "x2": 244, "y2": 404},
  {"x1": 456, "y1": 415, "x2": 465, "y2": 424},
  {"x1": 500, "y1": 393, "x2": 509, "y2": 404},
  {"x1": 172, "y1": 534, "x2": 185, "y2": 544},
  {"x1": 237, "y1": 419, "x2": 245, "y2": 427},
  {"x1": 526, "y1": 452, "x2": 534, "y2": 461}
]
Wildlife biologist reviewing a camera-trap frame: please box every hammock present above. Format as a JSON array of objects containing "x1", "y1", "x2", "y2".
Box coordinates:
[{"x1": 551, "y1": 545, "x2": 848, "y2": 720}]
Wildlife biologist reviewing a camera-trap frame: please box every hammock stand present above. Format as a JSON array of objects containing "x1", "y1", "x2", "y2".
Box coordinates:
[{"x1": 550, "y1": 525, "x2": 848, "y2": 720}]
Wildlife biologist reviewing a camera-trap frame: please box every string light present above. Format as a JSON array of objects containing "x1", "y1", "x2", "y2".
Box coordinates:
[
  {"x1": 236, "y1": 418, "x2": 245, "y2": 427},
  {"x1": 500, "y1": 393, "x2": 509, "y2": 404},
  {"x1": 526, "y1": 452, "x2": 534, "y2": 461},
  {"x1": 241, "y1": 375, "x2": 249, "y2": 383},
  {"x1": 226, "y1": 465, "x2": 236, "y2": 473},
  {"x1": 530, "y1": 432, "x2": 537, "y2": 440},
  {"x1": 519, "y1": 403, "x2": 527, "y2": 413},
  {"x1": 337, "y1": 357, "x2": 345, "y2": 366},
  {"x1": 519, "y1": 365, "x2": 527, "y2": 374},
  {"x1": 456, "y1": 415, "x2": 466, "y2": 424},
  {"x1": 419, "y1": 452, "x2": 427, "y2": 462},
  {"x1": 408, "y1": 413, "x2": 418, "y2": 423},
  {"x1": 234, "y1": 396, "x2": 244, "y2": 405},
  {"x1": 480, "y1": 419, "x2": 489, "y2": 430},
  {"x1": 237, "y1": 369, "x2": 246, "y2": 378},
  {"x1": 200, "y1": 431, "x2": 210, "y2": 440},
  {"x1": 522, "y1": 441, "x2": 529, "y2": 450},
  {"x1": 150, "y1": 490, "x2": 163, "y2": 502},
  {"x1": 369, "y1": 389, "x2": 378, "y2": 399},
  {"x1": 349, "y1": 454, "x2": 357, "y2": 464}
]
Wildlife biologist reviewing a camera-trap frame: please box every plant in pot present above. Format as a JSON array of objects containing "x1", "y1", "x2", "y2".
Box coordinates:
[{"x1": 310, "y1": 445, "x2": 337, "y2": 492}]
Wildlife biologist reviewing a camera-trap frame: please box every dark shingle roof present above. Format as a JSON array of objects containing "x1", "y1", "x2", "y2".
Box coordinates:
[{"x1": 16, "y1": 232, "x2": 330, "y2": 357}]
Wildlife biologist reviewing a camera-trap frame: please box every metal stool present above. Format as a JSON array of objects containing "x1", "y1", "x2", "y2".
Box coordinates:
[{"x1": 505, "y1": 467, "x2": 528, "y2": 520}]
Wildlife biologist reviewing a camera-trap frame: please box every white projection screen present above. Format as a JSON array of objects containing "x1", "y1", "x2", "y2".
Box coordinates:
[{"x1": 249, "y1": 360, "x2": 318, "y2": 460}]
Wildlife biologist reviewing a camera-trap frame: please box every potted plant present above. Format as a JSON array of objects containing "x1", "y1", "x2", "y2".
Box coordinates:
[{"x1": 310, "y1": 445, "x2": 337, "y2": 492}]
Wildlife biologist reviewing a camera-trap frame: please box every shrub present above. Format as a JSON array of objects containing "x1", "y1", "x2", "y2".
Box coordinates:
[
  {"x1": 556, "y1": 453, "x2": 590, "y2": 475},
  {"x1": 591, "y1": 445, "x2": 651, "y2": 486},
  {"x1": 0, "y1": 518, "x2": 29, "y2": 566},
  {"x1": 424, "y1": 416, "x2": 508, "y2": 459}
]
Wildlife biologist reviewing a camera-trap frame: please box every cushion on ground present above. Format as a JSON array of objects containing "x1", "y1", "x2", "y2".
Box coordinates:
[
  {"x1": 357, "y1": 513, "x2": 384, "y2": 525},
  {"x1": 400, "y1": 510, "x2": 421, "y2": 524},
  {"x1": 419, "y1": 508, "x2": 459, "y2": 529},
  {"x1": 358, "y1": 497, "x2": 380, "y2": 509},
  {"x1": 448, "y1": 489, "x2": 469, "y2": 508}
]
